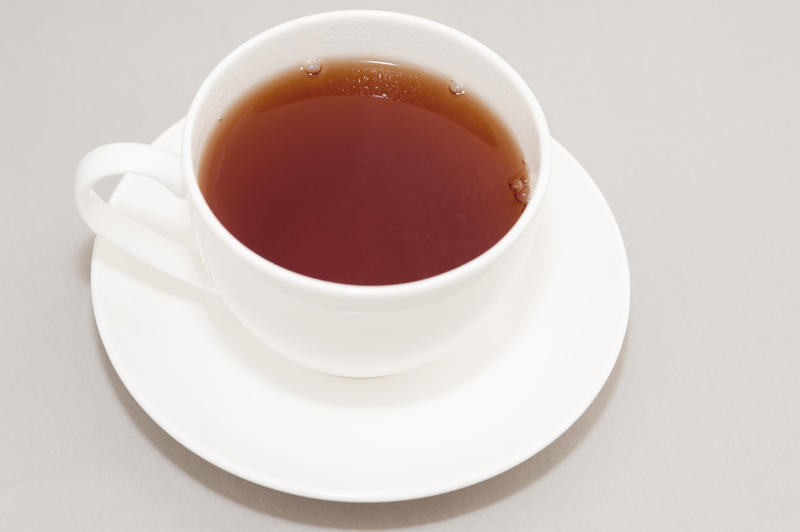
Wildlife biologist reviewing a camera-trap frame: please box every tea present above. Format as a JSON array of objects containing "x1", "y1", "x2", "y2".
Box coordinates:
[{"x1": 199, "y1": 59, "x2": 530, "y2": 285}]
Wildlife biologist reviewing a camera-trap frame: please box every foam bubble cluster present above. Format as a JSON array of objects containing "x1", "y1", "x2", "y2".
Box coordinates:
[{"x1": 509, "y1": 172, "x2": 531, "y2": 204}]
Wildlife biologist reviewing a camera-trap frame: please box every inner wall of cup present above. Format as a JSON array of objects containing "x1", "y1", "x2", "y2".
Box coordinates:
[{"x1": 189, "y1": 12, "x2": 542, "y2": 183}]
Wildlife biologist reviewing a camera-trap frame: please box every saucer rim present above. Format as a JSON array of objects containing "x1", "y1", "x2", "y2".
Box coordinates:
[{"x1": 90, "y1": 119, "x2": 630, "y2": 502}]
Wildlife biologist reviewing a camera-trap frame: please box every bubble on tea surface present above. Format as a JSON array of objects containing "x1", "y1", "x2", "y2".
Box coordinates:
[
  {"x1": 509, "y1": 177, "x2": 525, "y2": 193},
  {"x1": 515, "y1": 185, "x2": 531, "y2": 204},
  {"x1": 303, "y1": 58, "x2": 322, "y2": 75},
  {"x1": 448, "y1": 79, "x2": 465, "y2": 95}
]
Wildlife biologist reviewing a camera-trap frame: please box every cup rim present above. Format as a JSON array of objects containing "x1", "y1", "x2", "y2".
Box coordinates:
[{"x1": 182, "y1": 10, "x2": 551, "y2": 299}]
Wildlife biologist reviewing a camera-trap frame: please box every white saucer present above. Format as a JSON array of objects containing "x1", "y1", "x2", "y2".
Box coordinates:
[{"x1": 90, "y1": 119, "x2": 630, "y2": 502}]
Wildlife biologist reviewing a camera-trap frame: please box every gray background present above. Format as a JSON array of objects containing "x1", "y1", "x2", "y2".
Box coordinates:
[{"x1": 1, "y1": 0, "x2": 798, "y2": 530}]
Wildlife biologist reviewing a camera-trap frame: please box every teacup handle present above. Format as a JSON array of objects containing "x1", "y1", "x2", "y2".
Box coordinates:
[{"x1": 75, "y1": 143, "x2": 214, "y2": 291}]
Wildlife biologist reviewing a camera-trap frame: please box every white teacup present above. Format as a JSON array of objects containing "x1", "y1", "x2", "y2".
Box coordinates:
[{"x1": 75, "y1": 10, "x2": 551, "y2": 377}]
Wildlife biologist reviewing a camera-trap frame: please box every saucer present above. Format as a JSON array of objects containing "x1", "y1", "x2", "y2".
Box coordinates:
[{"x1": 90, "y1": 119, "x2": 630, "y2": 502}]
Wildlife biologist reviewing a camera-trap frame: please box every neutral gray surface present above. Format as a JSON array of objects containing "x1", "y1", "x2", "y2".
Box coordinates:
[{"x1": 2, "y1": 0, "x2": 799, "y2": 530}]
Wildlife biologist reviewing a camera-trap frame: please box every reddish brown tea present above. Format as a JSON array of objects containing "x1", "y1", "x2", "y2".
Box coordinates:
[{"x1": 199, "y1": 60, "x2": 530, "y2": 285}]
